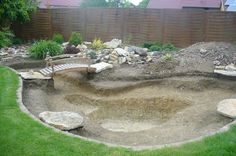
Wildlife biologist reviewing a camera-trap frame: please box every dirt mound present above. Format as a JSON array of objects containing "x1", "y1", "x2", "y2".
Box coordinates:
[{"x1": 177, "y1": 42, "x2": 236, "y2": 66}]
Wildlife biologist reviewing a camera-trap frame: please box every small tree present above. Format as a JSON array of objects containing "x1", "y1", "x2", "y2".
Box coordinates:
[
  {"x1": 138, "y1": 0, "x2": 150, "y2": 8},
  {"x1": 81, "y1": 0, "x2": 109, "y2": 7},
  {"x1": 0, "y1": 0, "x2": 37, "y2": 28}
]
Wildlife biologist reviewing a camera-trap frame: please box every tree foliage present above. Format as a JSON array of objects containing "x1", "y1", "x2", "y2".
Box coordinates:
[
  {"x1": 0, "y1": 0, "x2": 37, "y2": 27},
  {"x1": 81, "y1": 0, "x2": 132, "y2": 8},
  {"x1": 138, "y1": 0, "x2": 150, "y2": 8},
  {"x1": 81, "y1": 0, "x2": 109, "y2": 7}
]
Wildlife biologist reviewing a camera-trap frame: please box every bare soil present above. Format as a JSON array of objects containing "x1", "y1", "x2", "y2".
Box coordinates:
[
  {"x1": 23, "y1": 75, "x2": 235, "y2": 146},
  {"x1": 19, "y1": 42, "x2": 236, "y2": 147}
]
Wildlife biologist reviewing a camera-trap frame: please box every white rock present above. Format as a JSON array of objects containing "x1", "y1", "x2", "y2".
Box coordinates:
[
  {"x1": 76, "y1": 44, "x2": 87, "y2": 51},
  {"x1": 0, "y1": 52, "x2": 8, "y2": 56},
  {"x1": 114, "y1": 48, "x2": 129, "y2": 57},
  {"x1": 83, "y1": 41, "x2": 92, "y2": 45},
  {"x1": 62, "y1": 42, "x2": 69, "y2": 47},
  {"x1": 214, "y1": 69, "x2": 236, "y2": 77},
  {"x1": 118, "y1": 57, "x2": 127, "y2": 64},
  {"x1": 104, "y1": 39, "x2": 122, "y2": 49},
  {"x1": 225, "y1": 64, "x2": 236, "y2": 71},
  {"x1": 104, "y1": 55, "x2": 110, "y2": 60},
  {"x1": 217, "y1": 99, "x2": 236, "y2": 118},
  {"x1": 91, "y1": 62, "x2": 113, "y2": 73},
  {"x1": 19, "y1": 72, "x2": 52, "y2": 80},
  {"x1": 39, "y1": 111, "x2": 84, "y2": 130}
]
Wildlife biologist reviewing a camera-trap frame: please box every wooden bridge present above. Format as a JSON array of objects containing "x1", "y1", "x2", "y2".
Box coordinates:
[{"x1": 39, "y1": 63, "x2": 96, "y2": 76}]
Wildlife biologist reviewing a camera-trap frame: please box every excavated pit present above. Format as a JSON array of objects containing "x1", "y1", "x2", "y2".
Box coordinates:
[{"x1": 22, "y1": 73, "x2": 236, "y2": 147}]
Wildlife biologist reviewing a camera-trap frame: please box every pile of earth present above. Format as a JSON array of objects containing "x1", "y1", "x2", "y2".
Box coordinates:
[{"x1": 91, "y1": 42, "x2": 236, "y2": 81}]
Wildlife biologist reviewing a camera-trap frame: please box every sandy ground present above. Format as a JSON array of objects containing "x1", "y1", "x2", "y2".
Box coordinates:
[
  {"x1": 12, "y1": 42, "x2": 236, "y2": 146},
  {"x1": 23, "y1": 75, "x2": 235, "y2": 146}
]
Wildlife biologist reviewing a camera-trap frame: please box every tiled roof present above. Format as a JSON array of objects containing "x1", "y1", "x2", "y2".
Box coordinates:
[{"x1": 147, "y1": 0, "x2": 221, "y2": 9}]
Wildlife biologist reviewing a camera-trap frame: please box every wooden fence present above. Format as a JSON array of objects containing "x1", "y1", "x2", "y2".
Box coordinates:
[{"x1": 13, "y1": 8, "x2": 236, "y2": 47}]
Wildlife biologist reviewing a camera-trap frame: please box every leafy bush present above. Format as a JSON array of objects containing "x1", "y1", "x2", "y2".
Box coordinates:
[
  {"x1": 0, "y1": 28, "x2": 14, "y2": 48},
  {"x1": 52, "y1": 33, "x2": 64, "y2": 44},
  {"x1": 149, "y1": 45, "x2": 162, "y2": 51},
  {"x1": 162, "y1": 53, "x2": 173, "y2": 61},
  {"x1": 87, "y1": 51, "x2": 97, "y2": 59},
  {"x1": 162, "y1": 43, "x2": 176, "y2": 51},
  {"x1": 69, "y1": 32, "x2": 82, "y2": 46},
  {"x1": 28, "y1": 40, "x2": 63, "y2": 59},
  {"x1": 91, "y1": 38, "x2": 105, "y2": 50},
  {"x1": 143, "y1": 42, "x2": 155, "y2": 49},
  {"x1": 12, "y1": 38, "x2": 23, "y2": 45},
  {"x1": 144, "y1": 41, "x2": 177, "y2": 52}
]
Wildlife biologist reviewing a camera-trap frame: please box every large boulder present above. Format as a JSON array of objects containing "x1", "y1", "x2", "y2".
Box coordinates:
[
  {"x1": 217, "y1": 99, "x2": 236, "y2": 119},
  {"x1": 104, "y1": 39, "x2": 122, "y2": 49},
  {"x1": 39, "y1": 111, "x2": 84, "y2": 130},
  {"x1": 114, "y1": 48, "x2": 129, "y2": 57},
  {"x1": 129, "y1": 46, "x2": 148, "y2": 57},
  {"x1": 91, "y1": 62, "x2": 113, "y2": 73}
]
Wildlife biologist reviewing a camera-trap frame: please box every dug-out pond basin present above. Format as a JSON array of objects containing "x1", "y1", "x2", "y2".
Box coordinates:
[{"x1": 23, "y1": 74, "x2": 235, "y2": 147}]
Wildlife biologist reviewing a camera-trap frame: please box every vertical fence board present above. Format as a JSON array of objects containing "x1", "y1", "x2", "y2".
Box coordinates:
[{"x1": 12, "y1": 8, "x2": 236, "y2": 47}]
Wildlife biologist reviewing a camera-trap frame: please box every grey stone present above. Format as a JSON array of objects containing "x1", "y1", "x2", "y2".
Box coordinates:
[
  {"x1": 225, "y1": 64, "x2": 236, "y2": 71},
  {"x1": 118, "y1": 57, "x2": 127, "y2": 64},
  {"x1": 104, "y1": 39, "x2": 122, "y2": 49},
  {"x1": 217, "y1": 99, "x2": 236, "y2": 118},
  {"x1": 114, "y1": 48, "x2": 129, "y2": 56},
  {"x1": 214, "y1": 69, "x2": 236, "y2": 76},
  {"x1": 91, "y1": 62, "x2": 113, "y2": 73},
  {"x1": 39, "y1": 111, "x2": 84, "y2": 131}
]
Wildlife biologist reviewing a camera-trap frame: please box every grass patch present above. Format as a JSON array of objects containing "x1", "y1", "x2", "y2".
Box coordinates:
[{"x1": 0, "y1": 66, "x2": 236, "y2": 156}]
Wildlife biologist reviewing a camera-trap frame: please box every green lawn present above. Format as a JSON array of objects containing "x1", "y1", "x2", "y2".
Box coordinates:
[{"x1": 0, "y1": 66, "x2": 236, "y2": 156}]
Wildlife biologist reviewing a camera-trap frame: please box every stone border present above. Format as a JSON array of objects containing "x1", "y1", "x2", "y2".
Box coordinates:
[{"x1": 11, "y1": 67, "x2": 236, "y2": 151}]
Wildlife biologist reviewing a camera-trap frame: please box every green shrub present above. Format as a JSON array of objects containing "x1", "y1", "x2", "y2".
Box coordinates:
[
  {"x1": 87, "y1": 51, "x2": 97, "y2": 59},
  {"x1": 69, "y1": 32, "x2": 82, "y2": 46},
  {"x1": 146, "y1": 42, "x2": 176, "y2": 52},
  {"x1": 91, "y1": 38, "x2": 105, "y2": 50},
  {"x1": 0, "y1": 28, "x2": 14, "y2": 48},
  {"x1": 12, "y1": 38, "x2": 23, "y2": 45},
  {"x1": 28, "y1": 40, "x2": 63, "y2": 59},
  {"x1": 162, "y1": 53, "x2": 173, "y2": 61},
  {"x1": 143, "y1": 42, "x2": 155, "y2": 49},
  {"x1": 52, "y1": 33, "x2": 64, "y2": 44},
  {"x1": 149, "y1": 45, "x2": 162, "y2": 51},
  {"x1": 162, "y1": 43, "x2": 176, "y2": 51}
]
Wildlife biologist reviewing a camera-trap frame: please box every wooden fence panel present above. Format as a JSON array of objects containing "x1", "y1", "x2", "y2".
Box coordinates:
[{"x1": 12, "y1": 8, "x2": 236, "y2": 47}]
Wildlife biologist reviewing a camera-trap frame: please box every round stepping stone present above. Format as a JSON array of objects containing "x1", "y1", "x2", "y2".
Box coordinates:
[
  {"x1": 217, "y1": 99, "x2": 236, "y2": 119},
  {"x1": 39, "y1": 111, "x2": 84, "y2": 130}
]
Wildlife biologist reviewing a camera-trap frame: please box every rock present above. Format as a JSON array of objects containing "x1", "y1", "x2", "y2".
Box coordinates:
[
  {"x1": 0, "y1": 52, "x2": 8, "y2": 56},
  {"x1": 200, "y1": 48, "x2": 207, "y2": 54},
  {"x1": 104, "y1": 55, "x2": 110, "y2": 60},
  {"x1": 225, "y1": 64, "x2": 236, "y2": 71},
  {"x1": 91, "y1": 62, "x2": 113, "y2": 73},
  {"x1": 104, "y1": 39, "x2": 122, "y2": 49},
  {"x1": 83, "y1": 41, "x2": 92, "y2": 45},
  {"x1": 19, "y1": 72, "x2": 51, "y2": 80},
  {"x1": 39, "y1": 111, "x2": 84, "y2": 130},
  {"x1": 213, "y1": 60, "x2": 221, "y2": 66},
  {"x1": 114, "y1": 48, "x2": 129, "y2": 56},
  {"x1": 118, "y1": 57, "x2": 127, "y2": 64},
  {"x1": 217, "y1": 99, "x2": 236, "y2": 118},
  {"x1": 129, "y1": 46, "x2": 148, "y2": 56},
  {"x1": 214, "y1": 69, "x2": 236, "y2": 76},
  {"x1": 62, "y1": 42, "x2": 69, "y2": 47},
  {"x1": 146, "y1": 56, "x2": 152, "y2": 62},
  {"x1": 76, "y1": 44, "x2": 87, "y2": 51},
  {"x1": 109, "y1": 51, "x2": 119, "y2": 62}
]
